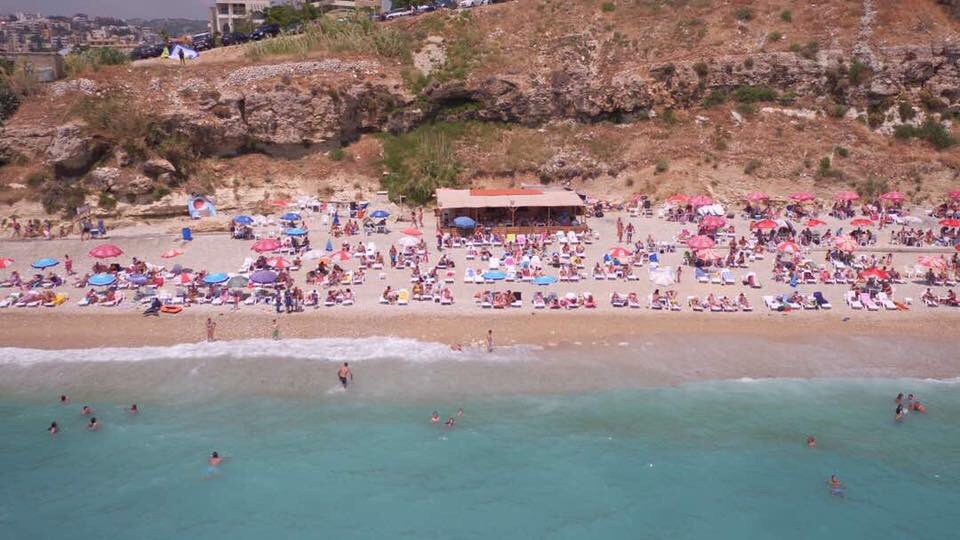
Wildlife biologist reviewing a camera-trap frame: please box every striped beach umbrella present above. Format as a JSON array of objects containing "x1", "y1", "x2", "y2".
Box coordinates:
[{"x1": 89, "y1": 244, "x2": 124, "y2": 259}]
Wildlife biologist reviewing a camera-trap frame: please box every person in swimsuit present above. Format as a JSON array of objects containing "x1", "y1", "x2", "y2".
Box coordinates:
[
  {"x1": 49, "y1": 421, "x2": 58, "y2": 435},
  {"x1": 458, "y1": 408, "x2": 464, "y2": 417},
  {"x1": 911, "y1": 401, "x2": 926, "y2": 413},
  {"x1": 895, "y1": 393, "x2": 903, "y2": 405},
  {"x1": 87, "y1": 417, "x2": 99, "y2": 431},
  {"x1": 431, "y1": 412, "x2": 440, "y2": 423},
  {"x1": 828, "y1": 475, "x2": 844, "y2": 495},
  {"x1": 807, "y1": 436, "x2": 816, "y2": 448},
  {"x1": 895, "y1": 403, "x2": 905, "y2": 421},
  {"x1": 129, "y1": 404, "x2": 139, "y2": 414},
  {"x1": 205, "y1": 317, "x2": 216, "y2": 342},
  {"x1": 272, "y1": 319, "x2": 280, "y2": 341},
  {"x1": 209, "y1": 452, "x2": 222, "y2": 466},
  {"x1": 81, "y1": 405, "x2": 93, "y2": 416},
  {"x1": 486, "y1": 330, "x2": 493, "y2": 353},
  {"x1": 337, "y1": 362, "x2": 353, "y2": 388},
  {"x1": 59, "y1": 395, "x2": 69, "y2": 404},
  {"x1": 445, "y1": 417, "x2": 456, "y2": 429}
]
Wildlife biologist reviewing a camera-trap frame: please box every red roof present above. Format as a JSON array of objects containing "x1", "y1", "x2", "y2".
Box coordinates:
[{"x1": 469, "y1": 189, "x2": 543, "y2": 196}]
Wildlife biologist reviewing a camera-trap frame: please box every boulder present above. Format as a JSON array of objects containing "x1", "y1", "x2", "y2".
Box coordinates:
[
  {"x1": 114, "y1": 174, "x2": 154, "y2": 196},
  {"x1": 143, "y1": 158, "x2": 177, "y2": 177},
  {"x1": 86, "y1": 167, "x2": 121, "y2": 191},
  {"x1": 46, "y1": 122, "x2": 106, "y2": 177}
]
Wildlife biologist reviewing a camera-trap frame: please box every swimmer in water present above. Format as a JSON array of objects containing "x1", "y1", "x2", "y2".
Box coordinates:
[
  {"x1": 59, "y1": 395, "x2": 69, "y2": 404},
  {"x1": 895, "y1": 393, "x2": 904, "y2": 405},
  {"x1": 458, "y1": 408, "x2": 464, "y2": 417},
  {"x1": 49, "y1": 421, "x2": 58, "y2": 435},
  {"x1": 907, "y1": 393, "x2": 915, "y2": 404},
  {"x1": 129, "y1": 404, "x2": 138, "y2": 414},
  {"x1": 337, "y1": 362, "x2": 353, "y2": 389},
  {"x1": 87, "y1": 417, "x2": 98, "y2": 431},
  {"x1": 911, "y1": 401, "x2": 926, "y2": 413},
  {"x1": 445, "y1": 417, "x2": 456, "y2": 429},
  {"x1": 431, "y1": 411, "x2": 440, "y2": 423},
  {"x1": 895, "y1": 403, "x2": 905, "y2": 421},
  {"x1": 208, "y1": 452, "x2": 222, "y2": 466},
  {"x1": 807, "y1": 435, "x2": 816, "y2": 448},
  {"x1": 81, "y1": 405, "x2": 92, "y2": 416},
  {"x1": 827, "y1": 475, "x2": 844, "y2": 495}
]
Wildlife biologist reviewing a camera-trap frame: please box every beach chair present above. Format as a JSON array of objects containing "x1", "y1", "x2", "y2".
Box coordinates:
[
  {"x1": 860, "y1": 292, "x2": 879, "y2": 311},
  {"x1": 464, "y1": 268, "x2": 477, "y2": 284},
  {"x1": 762, "y1": 295, "x2": 781, "y2": 311},
  {"x1": 845, "y1": 291, "x2": 864, "y2": 309},
  {"x1": 532, "y1": 294, "x2": 546, "y2": 309},
  {"x1": 687, "y1": 296, "x2": 704, "y2": 311},
  {"x1": 739, "y1": 296, "x2": 753, "y2": 311},
  {"x1": 695, "y1": 267, "x2": 709, "y2": 283},
  {"x1": 710, "y1": 271, "x2": 722, "y2": 285},
  {"x1": 648, "y1": 294, "x2": 662, "y2": 310},
  {"x1": 511, "y1": 292, "x2": 523, "y2": 308},
  {"x1": 877, "y1": 292, "x2": 897, "y2": 310},
  {"x1": 813, "y1": 291, "x2": 832, "y2": 309},
  {"x1": 721, "y1": 269, "x2": 735, "y2": 285},
  {"x1": 627, "y1": 293, "x2": 641, "y2": 309},
  {"x1": 743, "y1": 272, "x2": 762, "y2": 288},
  {"x1": 610, "y1": 293, "x2": 627, "y2": 308},
  {"x1": 100, "y1": 292, "x2": 124, "y2": 307},
  {"x1": 397, "y1": 289, "x2": 410, "y2": 306}
]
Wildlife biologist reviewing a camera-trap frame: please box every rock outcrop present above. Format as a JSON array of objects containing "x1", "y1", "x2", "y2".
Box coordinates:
[{"x1": 45, "y1": 122, "x2": 108, "y2": 177}]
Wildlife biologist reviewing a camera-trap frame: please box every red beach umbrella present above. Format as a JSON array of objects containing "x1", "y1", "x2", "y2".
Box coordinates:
[
  {"x1": 917, "y1": 256, "x2": 947, "y2": 270},
  {"x1": 777, "y1": 240, "x2": 801, "y2": 254},
  {"x1": 608, "y1": 247, "x2": 632, "y2": 259},
  {"x1": 266, "y1": 257, "x2": 291, "y2": 269},
  {"x1": 251, "y1": 238, "x2": 281, "y2": 253},
  {"x1": 269, "y1": 200, "x2": 290, "y2": 207},
  {"x1": 161, "y1": 249, "x2": 183, "y2": 259},
  {"x1": 751, "y1": 219, "x2": 778, "y2": 230},
  {"x1": 744, "y1": 191, "x2": 769, "y2": 202},
  {"x1": 666, "y1": 194, "x2": 690, "y2": 204},
  {"x1": 329, "y1": 250, "x2": 351, "y2": 262},
  {"x1": 938, "y1": 218, "x2": 960, "y2": 228},
  {"x1": 880, "y1": 191, "x2": 905, "y2": 202},
  {"x1": 948, "y1": 190, "x2": 960, "y2": 200},
  {"x1": 689, "y1": 195, "x2": 714, "y2": 207},
  {"x1": 850, "y1": 218, "x2": 874, "y2": 227},
  {"x1": 178, "y1": 273, "x2": 193, "y2": 285},
  {"x1": 687, "y1": 235, "x2": 716, "y2": 250},
  {"x1": 401, "y1": 227, "x2": 422, "y2": 237},
  {"x1": 833, "y1": 236, "x2": 859, "y2": 252},
  {"x1": 834, "y1": 191, "x2": 860, "y2": 202},
  {"x1": 805, "y1": 219, "x2": 827, "y2": 228},
  {"x1": 790, "y1": 192, "x2": 815, "y2": 202},
  {"x1": 89, "y1": 244, "x2": 124, "y2": 259},
  {"x1": 701, "y1": 215, "x2": 726, "y2": 229},
  {"x1": 861, "y1": 267, "x2": 890, "y2": 280},
  {"x1": 0, "y1": 257, "x2": 14, "y2": 269},
  {"x1": 695, "y1": 248, "x2": 723, "y2": 260}
]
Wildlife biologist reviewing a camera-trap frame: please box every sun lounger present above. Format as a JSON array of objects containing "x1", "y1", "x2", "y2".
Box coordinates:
[
  {"x1": 533, "y1": 295, "x2": 546, "y2": 309},
  {"x1": 648, "y1": 294, "x2": 662, "y2": 310},
  {"x1": 813, "y1": 291, "x2": 832, "y2": 309},
  {"x1": 860, "y1": 292, "x2": 879, "y2": 311},
  {"x1": 100, "y1": 292, "x2": 124, "y2": 307},
  {"x1": 610, "y1": 293, "x2": 627, "y2": 308},
  {"x1": 688, "y1": 296, "x2": 704, "y2": 311},
  {"x1": 845, "y1": 291, "x2": 864, "y2": 309},
  {"x1": 511, "y1": 292, "x2": 523, "y2": 308},
  {"x1": 721, "y1": 269, "x2": 735, "y2": 285},
  {"x1": 739, "y1": 297, "x2": 753, "y2": 311},
  {"x1": 695, "y1": 267, "x2": 709, "y2": 284},
  {"x1": 397, "y1": 289, "x2": 410, "y2": 306},
  {"x1": 628, "y1": 293, "x2": 641, "y2": 309},
  {"x1": 742, "y1": 272, "x2": 761, "y2": 288},
  {"x1": 877, "y1": 292, "x2": 897, "y2": 310},
  {"x1": 583, "y1": 293, "x2": 597, "y2": 309},
  {"x1": 762, "y1": 295, "x2": 781, "y2": 311},
  {"x1": 710, "y1": 272, "x2": 722, "y2": 285}
]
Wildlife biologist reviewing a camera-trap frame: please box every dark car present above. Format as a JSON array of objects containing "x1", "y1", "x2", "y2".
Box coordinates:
[
  {"x1": 191, "y1": 33, "x2": 214, "y2": 51},
  {"x1": 130, "y1": 43, "x2": 165, "y2": 60},
  {"x1": 251, "y1": 23, "x2": 281, "y2": 41},
  {"x1": 283, "y1": 22, "x2": 304, "y2": 35},
  {"x1": 221, "y1": 31, "x2": 250, "y2": 46}
]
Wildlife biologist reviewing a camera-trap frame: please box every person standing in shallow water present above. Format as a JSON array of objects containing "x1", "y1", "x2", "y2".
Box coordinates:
[
  {"x1": 337, "y1": 362, "x2": 353, "y2": 389},
  {"x1": 272, "y1": 319, "x2": 280, "y2": 340},
  {"x1": 205, "y1": 317, "x2": 216, "y2": 342},
  {"x1": 486, "y1": 329, "x2": 493, "y2": 353}
]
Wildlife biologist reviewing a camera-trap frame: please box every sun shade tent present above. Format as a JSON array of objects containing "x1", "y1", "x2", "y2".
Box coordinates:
[
  {"x1": 169, "y1": 45, "x2": 199, "y2": 60},
  {"x1": 436, "y1": 188, "x2": 587, "y2": 233}
]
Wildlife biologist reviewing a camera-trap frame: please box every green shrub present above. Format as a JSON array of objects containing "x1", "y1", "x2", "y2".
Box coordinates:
[
  {"x1": 734, "y1": 7, "x2": 754, "y2": 21},
  {"x1": 898, "y1": 102, "x2": 915, "y2": 120},
  {"x1": 379, "y1": 122, "x2": 467, "y2": 204},
  {"x1": 98, "y1": 192, "x2": 117, "y2": 210},
  {"x1": 26, "y1": 170, "x2": 48, "y2": 188},
  {"x1": 246, "y1": 16, "x2": 411, "y2": 62},
  {"x1": 41, "y1": 182, "x2": 87, "y2": 216},
  {"x1": 692, "y1": 62, "x2": 709, "y2": 77},
  {"x1": 601, "y1": 1, "x2": 616, "y2": 12},
  {"x1": 735, "y1": 102, "x2": 757, "y2": 115},
  {"x1": 894, "y1": 119, "x2": 957, "y2": 150},
  {"x1": 780, "y1": 9, "x2": 792, "y2": 22},
  {"x1": 827, "y1": 103, "x2": 849, "y2": 118},
  {"x1": 654, "y1": 159, "x2": 668, "y2": 174},
  {"x1": 660, "y1": 108, "x2": 676, "y2": 125},
  {"x1": 64, "y1": 47, "x2": 129, "y2": 77},
  {"x1": 790, "y1": 41, "x2": 819, "y2": 60},
  {"x1": 0, "y1": 77, "x2": 19, "y2": 122},
  {"x1": 768, "y1": 31, "x2": 783, "y2": 42},
  {"x1": 847, "y1": 59, "x2": 872, "y2": 85},
  {"x1": 703, "y1": 89, "x2": 728, "y2": 107},
  {"x1": 835, "y1": 146, "x2": 849, "y2": 158},
  {"x1": 733, "y1": 85, "x2": 778, "y2": 103},
  {"x1": 329, "y1": 148, "x2": 347, "y2": 161}
]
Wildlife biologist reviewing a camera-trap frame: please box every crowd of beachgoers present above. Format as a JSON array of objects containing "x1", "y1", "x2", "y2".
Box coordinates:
[{"x1": 1, "y1": 189, "x2": 959, "y2": 316}]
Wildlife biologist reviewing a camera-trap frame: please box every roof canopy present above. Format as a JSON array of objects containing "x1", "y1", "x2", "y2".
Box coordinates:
[{"x1": 437, "y1": 188, "x2": 585, "y2": 209}]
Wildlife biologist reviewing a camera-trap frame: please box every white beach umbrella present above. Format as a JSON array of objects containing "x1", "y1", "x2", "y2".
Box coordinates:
[{"x1": 396, "y1": 236, "x2": 419, "y2": 248}]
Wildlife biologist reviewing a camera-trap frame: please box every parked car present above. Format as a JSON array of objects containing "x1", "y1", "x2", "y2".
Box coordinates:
[
  {"x1": 384, "y1": 8, "x2": 414, "y2": 19},
  {"x1": 251, "y1": 23, "x2": 281, "y2": 41},
  {"x1": 191, "y1": 33, "x2": 214, "y2": 51},
  {"x1": 221, "y1": 32, "x2": 250, "y2": 46},
  {"x1": 130, "y1": 43, "x2": 165, "y2": 60}
]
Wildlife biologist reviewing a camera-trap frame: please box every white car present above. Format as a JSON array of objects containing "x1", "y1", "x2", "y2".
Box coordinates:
[{"x1": 385, "y1": 8, "x2": 414, "y2": 19}]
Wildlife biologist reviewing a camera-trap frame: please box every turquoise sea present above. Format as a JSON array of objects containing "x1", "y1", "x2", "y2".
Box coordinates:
[{"x1": 0, "y1": 340, "x2": 958, "y2": 539}]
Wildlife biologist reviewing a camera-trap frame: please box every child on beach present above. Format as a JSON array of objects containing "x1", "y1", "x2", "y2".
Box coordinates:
[{"x1": 272, "y1": 319, "x2": 280, "y2": 340}]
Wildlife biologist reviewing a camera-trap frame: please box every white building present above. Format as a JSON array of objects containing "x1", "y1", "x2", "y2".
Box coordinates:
[{"x1": 208, "y1": 1, "x2": 271, "y2": 34}]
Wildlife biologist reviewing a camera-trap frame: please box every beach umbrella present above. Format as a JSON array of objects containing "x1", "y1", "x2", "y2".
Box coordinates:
[
  {"x1": 329, "y1": 250, "x2": 351, "y2": 262},
  {"x1": 751, "y1": 219, "x2": 778, "y2": 230},
  {"x1": 701, "y1": 215, "x2": 726, "y2": 229},
  {"x1": 833, "y1": 236, "x2": 859, "y2": 252},
  {"x1": 744, "y1": 191, "x2": 769, "y2": 202},
  {"x1": 249, "y1": 270, "x2": 278, "y2": 285},
  {"x1": 790, "y1": 192, "x2": 815, "y2": 202},
  {"x1": 370, "y1": 210, "x2": 390, "y2": 219},
  {"x1": 938, "y1": 218, "x2": 960, "y2": 228},
  {"x1": 89, "y1": 244, "x2": 124, "y2": 259},
  {"x1": 850, "y1": 218, "x2": 874, "y2": 227},
  {"x1": 234, "y1": 215, "x2": 254, "y2": 225},
  {"x1": 161, "y1": 249, "x2": 183, "y2": 259},
  {"x1": 695, "y1": 249, "x2": 723, "y2": 260},
  {"x1": 251, "y1": 238, "x2": 281, "y2": 253},
  {"x1": 880, "y1": 191, "x2": 905, "y2": 202},
  {"x1": 483, "y1": 271, "x2": 506, "y2": 280},
  {"x1": 177, "y1": 273, "x2": 194, "y2": 285},
  {"x1": 948, "y1": 190, "x2": 960, "y2": 200},
  {"x1": 126, "y1": 273, "x2": 148, "y2": 286},
  {"x1": 534, "y1": 275, "x2": 557, "y2": 286},
  {"x1": 666, "y1": 194, "x2": 690, "y2": 204},
  {"x1": 917, "y1": 256, "x2": 947, "y2": 270},
  {"x1": 956, "y1": 245, "x2": 960, "y2": 252},
  {"x1": 285, "y1": 228, "x2": 307, "y2": 236},
  {"x1": 88, "y1": 273, "x2": 116, "y2": 287},
  {"x1": 689, "y1": 195, "x2": 714, "y2": 207},
  {"x1": 269, "y1": 200, "x2": 290, "y2": 207},
  {"x1": 281, "y1": 212, "x2": 301, "y2": 221},
  {"x1": 687, "y1": 235, "x2": 715, "y2": 250},
  {"x1": 401, "y1": 227, "x2": 422, "y2": 237},
  {"x1": 834, "y1": 191, "x2": 859, "y2": 202},
  {"x1": 608, "y1": 247, "x2": 632, "y2": 259},
  {"x1": 396, "y1": 236, "x2": 419, "y2": 248},
  {"x1": 777, "y1": 240, "x2": 802, "y2": 254},
  {"x1": 202, "y1": 273, "x2": 229, "y2": 285},
  {"x1": 453, "y1": 216, "x2": 476, "y2": 229},
  {"x1": 0, "y1": 257, "x2": 13, "y2": 269},
  {"x1": 861, "y1": 268, "x2": 890, "y2": 281},
  {"x1": 226, "y1": 275, "x2": 249, "y2": 288},
  {"x1": 31, "y1": 258, "x2": 59, "y2": 269},
  {"x1": 805, "y1": 219, "x2": 827, "y2": 228},
  {"x1": 266, "y1": 257, "x2": 290, "y2": 269}
]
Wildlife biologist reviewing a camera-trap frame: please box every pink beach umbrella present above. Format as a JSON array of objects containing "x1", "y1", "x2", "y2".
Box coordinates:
[
  {"x1": 805, "y1": 219, "x2": 827, "y2": 228},
  {"x1": 161, "y1": 249, "x2": 183, "y2": 259},
  {"x1": 700, "y1": 215, "x2": 726, "y2": 229},
  {"x1": 850, "y1": 218, "x2": 874, "y2": 227},
  {"x1": 608, "y1": 247, "x2": 632, "y2": 259},
  {"x1": 401, "y1": 227, "x2": 422, "y2": 237},
  {"x1": 251, "y1": 238, "x2": 281, "y2": 253},
  {"x1": 880, "y1": 191, "x2": 905, "y2": 202},
  {"x1": 687, "y1": 235, "x2": 716, "y2": 250},
  {"x1": 0, "y1": 257, "x2": 14, "y2": 269},
  {"x1": 329, "y1": 250, "x2": 352, "y2": 262},
  {"x1": 790, "y1": 192, "x2": 815, "y2": 202},
  {"x1": 751, "y1": 219, "x2": 778, "y2": 230},
  {"x1": 777, "y1": 240, "x2": 801, "y2": 254},
  {"x1": 666, "y1": 194, "x2": 690, "y2": 205},
  {"x1": 89, "y1": 244, "x2": 124, "y2": 259},
  {"x1": 834, "y1": 191, "x2": 859, "y2": 202},
  {"x1": 861, "y1": 267, "x2": 890, "y2": 281},
  {"x1": 268, "y1": 200, "x2": 290, "y2": 207},
  {"x1": 833, "y1": 236, "x2": 859, "y2": 252},
  {"x1": 939, "y1": 218, "x2": 960, "y2": 228},
  {"x1": 948, "y1": 190, "x2": 960, "y2": 200},
  {"x1": 744, "y1": 191, "x2": 769, "y2": 202},
  {"x1": 177, "y1": 273, "x2": 194, "y2": 285},
  {"x1": 917, "y1": 256, "x2": 947, "y2": 270},
  {"x1": 689, "y1": 195, "x2": 714, "y2": 208},
  {"x1": 695, "y1": 248, "x2": 723, "y2": 260}
]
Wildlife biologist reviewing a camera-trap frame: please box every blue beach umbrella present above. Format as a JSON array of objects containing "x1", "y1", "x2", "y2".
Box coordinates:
[
  {"x1": 88, "y1": 273, "x2": 116, "y2": 287},
  {"x1": 285, "y1": 228, "x2": 307, "y2": 236},
  {"x1": 249, "y1": 270, "x2": 278, "y2": 285},
  {"x1": 202, "y1": 273, "x2": 229, "y2": 285},
  {"x1": 370, "y1": 210, "x2": 390, "y2": 219},
  {"x1": 534, "y1": 275, "x2": 557, "y2": 286},
  {"x1": 31, "y1": 258, "x2": 59, "y2": 269},
  {"x1": 325, "y1": 239, "x2": 334, "y2": 252},
  {"x1": 234, "y1": 215, "x2": 254, "y2": 225},
  {"x1": 453, "y1": 216, "x2": 476, "y2": 229},
  {"x1": 281, "y1": 212, "x2": 301, "y2": 221},
  {"x1": 126, "y1": 273, "x2": 149, "y2": 286},
  {"x1": 483, "y1": 271, "x2": 506, "y2": 281}
]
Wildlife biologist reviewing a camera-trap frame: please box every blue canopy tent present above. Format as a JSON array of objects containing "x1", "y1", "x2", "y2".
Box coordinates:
[
  {"x1": 453, "y1": 216, "x2": 476, "y2": 229},
  {"x1": 234, "y1": 215, "x2": 254, "y2": 225},
  {"x1": 188, "y1": 195, "x2": 216, "y2": 219},
  {"x1": 370, "y1": 210, "x2": 390, "y2": 219},
  {"x1": 325, "y1": 239, "x2": 334, "y2": 252},
  {"x1": 168, "y1": 44, "x2": 199, "y2": 60}
]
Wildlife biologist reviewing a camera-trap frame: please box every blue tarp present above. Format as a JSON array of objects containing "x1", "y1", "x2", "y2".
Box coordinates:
[{"x1": 168, "y1": 44, "x2": 199, "y2": 60}]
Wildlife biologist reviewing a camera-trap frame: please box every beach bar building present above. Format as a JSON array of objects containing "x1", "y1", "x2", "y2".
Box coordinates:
[{"x1": 436, "y1": 188, "x2": 587, "y2": 235}]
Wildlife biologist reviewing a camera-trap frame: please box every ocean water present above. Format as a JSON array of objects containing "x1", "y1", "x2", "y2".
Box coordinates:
[{"x1": 1, "y1": 341, "x2": 958, "y2": 539}]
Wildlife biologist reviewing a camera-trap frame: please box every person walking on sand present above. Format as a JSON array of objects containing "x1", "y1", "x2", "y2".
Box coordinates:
[
  {"x1": 272, "y1": 319, "x2": 280, "y2": 340},
  {"x1": 178, "y1": 47, "x2": 185, "y2": 66},
  {"x1": 486, "y1": 329, "x2": 494, "y2": 353},
  {"x1": 676, "y1": 265, "x2": 682, "y2": 283},
  {"x1": 616, "y1": 217, "x2": 624, "y2": 244},
  {"x1": 205, "y1": 317, "x2": 216, "y2": 342},
  {"x1": 64, "y1": 254, "x2": 74, "y2": 275},
  {"x1": 337, "y1": 362, "x2": 353, "y2": 389}
]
